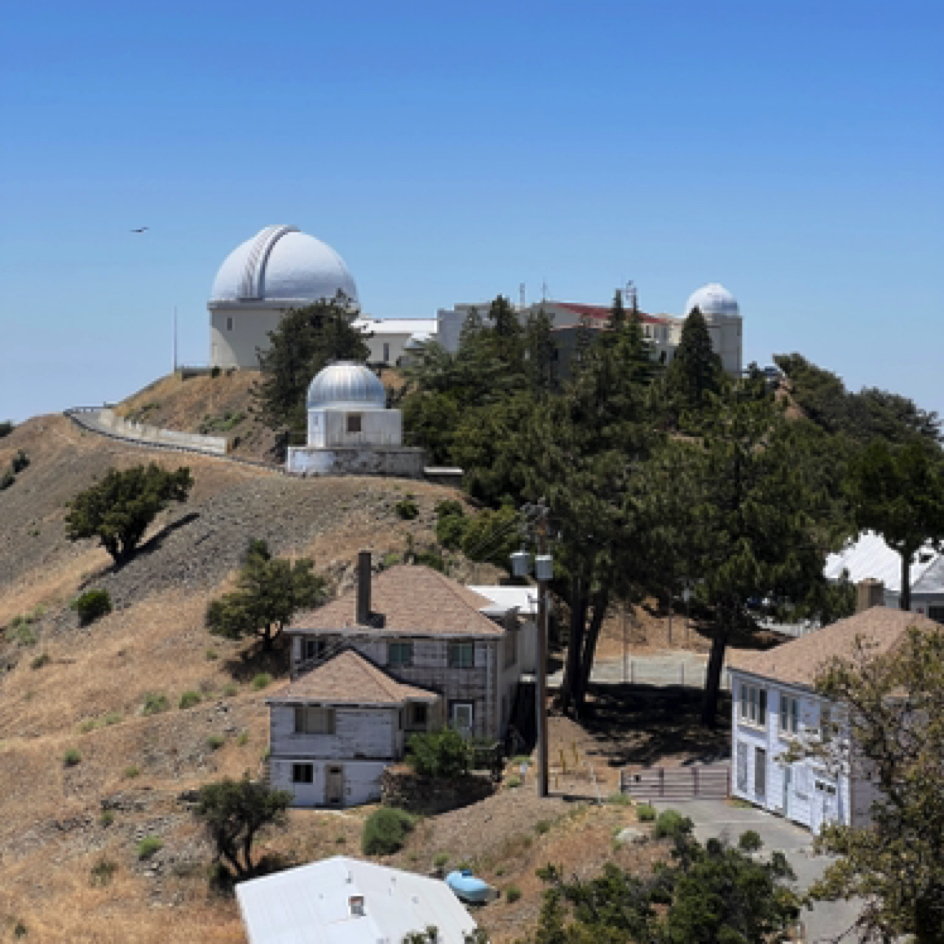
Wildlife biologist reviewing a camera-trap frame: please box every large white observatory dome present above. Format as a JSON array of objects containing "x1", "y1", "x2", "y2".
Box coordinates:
[
  {"x1": 306, "y1": 361, "x2": 386, "y2": 411},
  {"x1": 685, "y1": 283, "x2": 739, "y2": 318},
  {"x1": 210, "y1": 225, "x2": 358, "y2": 307}
]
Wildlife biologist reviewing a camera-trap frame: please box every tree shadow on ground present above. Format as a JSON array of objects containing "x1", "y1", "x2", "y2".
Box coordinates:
[
  {"x1": 223, "y1": 636, "x2": 291, "y2": 683},
  {"x1": 575, "y1": 682, "x2": 732, "y2": 769}
]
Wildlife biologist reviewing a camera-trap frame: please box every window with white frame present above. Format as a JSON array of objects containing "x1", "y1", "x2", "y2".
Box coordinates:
[
  {"x1": 739, "y1": 682, "x2": 767, "y2": 727},
  {"x1": 780, "y1": 695, "x2": 800, "y2": 736},
  {"x1": 294, "y1": 706, "x2": 335, "y2": 735},
  {"x1": 388, "y1": 641, "x2": 414, "y2": 668},
  {"x1": 448, "y1": 642, "x2": 474, "y2": 669}
]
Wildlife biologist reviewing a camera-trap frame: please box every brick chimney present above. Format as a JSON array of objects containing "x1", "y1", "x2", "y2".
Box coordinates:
[
  {"x1": 356, "y1": 551, "x2": 372, "y2": 626},
  {"x1": 856, "y1": 578, "x2": 885, "y2": 613}
]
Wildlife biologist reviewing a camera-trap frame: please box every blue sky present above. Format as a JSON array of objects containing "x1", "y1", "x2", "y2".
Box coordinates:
[{"x1": 2, "y1": 0, "x2": 942, "y2": 423}]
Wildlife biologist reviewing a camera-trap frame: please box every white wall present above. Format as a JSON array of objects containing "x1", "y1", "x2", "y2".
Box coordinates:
[
  {"x1": 307, "y1": 408, "x2": 402, "y2": 448},
  {"x1": 209, "y1": 306, "x2": 288, "y2": 368},
  {"x1": 270, "y1": 705, "x2": 399, "y2": 761},
  {"x1": 269, "y1": 757, "x2": 388, "y2": 808}
]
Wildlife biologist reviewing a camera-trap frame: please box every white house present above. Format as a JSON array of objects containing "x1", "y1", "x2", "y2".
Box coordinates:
[
  {"x1": 825, "y1": 530, "x2": 944, "y2": 619},
  {"x1": 267, "y1": 554, "x2": 534, "y2": 807},
  {"x1": 236, "y1": 855, "x2": 478, "y2": 944},
  {"x1": 728, "y1": 606, "x2": 940, "y2": 833}
]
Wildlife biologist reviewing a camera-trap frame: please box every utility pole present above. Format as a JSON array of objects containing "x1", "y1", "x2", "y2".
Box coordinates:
[{"x1": 535, "y1": 505, "x2": 550, "y2": 798}]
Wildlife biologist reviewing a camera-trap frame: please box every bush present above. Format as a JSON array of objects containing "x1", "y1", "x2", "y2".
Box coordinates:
[
  {"x1": 89, "y1": 859, "x2": 117, "y2": 887},
  {"x1": 607, "y1": 792, "x2": 632, "y2": 806},
  {"x1": 178, "y1": 691, "x2": 202, "y2": 710},
  {"x1": 137, "y1": 835, "x2": 163, "y2": 859},
  {"x1": 505, "y1": 885, "x2": 522, "y2": 903},
  {"x1": 654, "y1": 809, "x2": 693, "y2": 840},
  {"x1": 0, "y1": 420, "x2": 13, "y2": 438},
  {"x1": 99, "y1": 810, "x2": 115, "y2": 827},
  {"x1": 63, "y1": 749, "x2": 82, "y2": 767},
  {"x1": 252, "y1": 673, "x2": 272, "y2": 690},
  {"x1": 435, "y1": 500, "x2": 467, "y2": 549},
  {"x1": 361, "y1": 807, "x2": 415, "y2": 856},
  {"x1": 0, "y1": 469, "x2": 14, "y2": 490},
  {"x1": 123, "y1": 766, "x2": 140, "y2": 779},
  {"x1": 223, "y1": 683, "x2": 238, "y2": 697},
  {"x1": 11, "y1": 450, "x2": 30, "y2": 474},
  {"x1": 72, "y1": 589, "x2": 112, "y2": 627},
  {"x1": 433, "y1": 852, "x2": 449, "y2": 869},
  {"x1": 395, "y1": 498, "x2": 420, "y2": 520},
  {"x1": 205, "y1": 648, "x2": 218, "y2": 661},
  {"x1": 142, "y1": 692, "x2": 169, "y2": 715},
  {"x1": 237, "y1": 731, "x2": 249, "y2": 746},
  {"x1": 30, "y1": 653, "x2": 50, "y2": 670},
  {"x1": 636, "y1": 803, "x2": 656, "y2": 822},
  {"x1": 506, "y1": 776, "x2": 522, "y2": 789},
  {"x1": 406, "y1": 729, "x2": 470, "y2": 780},
  {"x1": 206, "y1": 735, "x2": 225, "y2": 751},
  {"x1": 738, "y1": 829, "x2": 762, "y2": 853}
]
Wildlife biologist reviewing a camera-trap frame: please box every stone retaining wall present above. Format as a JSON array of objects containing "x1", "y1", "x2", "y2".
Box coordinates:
[
  {"x1": 98, "y1": 409, "x2": 230, "y2": 455},
  {"x1": 380, "y1": 765, "x2": 494, "y2": 815}
]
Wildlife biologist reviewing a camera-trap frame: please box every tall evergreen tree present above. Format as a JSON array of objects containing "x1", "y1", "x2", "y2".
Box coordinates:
[
  {"x1": 666, "y1": 306, "x2": 723, "y2": 424},
  {"x1": 523, "y1": 306, "x2": 559, "y2": 394},
  {"x1": 251, "y1": 294, "x2": 370, "y2": 444}
]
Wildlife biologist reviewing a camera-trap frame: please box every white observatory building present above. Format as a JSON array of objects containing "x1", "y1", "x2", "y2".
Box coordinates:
[
  {"x1": 286, "y1": 361, "x2": 425, "y2": 478},
  {"x1": 683, "y1": 282, "x2": 742, "y2": 375},
  {"x1": 208, "y1": 225, "x2": 359, "y2": 369}
]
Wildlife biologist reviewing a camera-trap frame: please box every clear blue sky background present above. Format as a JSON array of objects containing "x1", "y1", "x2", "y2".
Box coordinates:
[{"x1": 2, "y1": 0, "x2": 941, "y2": 423}]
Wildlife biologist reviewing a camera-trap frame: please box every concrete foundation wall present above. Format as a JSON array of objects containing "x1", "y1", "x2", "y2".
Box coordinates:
[
  {"x1": 98, "y1": 409, "x2": 230, "y2": 454},
  {"x1": 286, "y1": 445, "x2": 426, "y2": 478}
]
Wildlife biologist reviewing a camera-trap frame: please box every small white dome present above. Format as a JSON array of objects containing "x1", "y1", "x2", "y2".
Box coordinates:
[
  {"x1": 685, "y1": 283, "x2": 739, "y2": 318},
  {"x1": 307, "y1": 361, "x2": 385, "y2": 410},
  {"x1": 210, "y1": 225, "x2": 358, "y2": 307}
]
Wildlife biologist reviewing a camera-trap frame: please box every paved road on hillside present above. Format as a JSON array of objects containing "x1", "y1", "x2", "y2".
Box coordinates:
[{"x1": 649, "y1": 794, "x2": 862, "y2": 942}]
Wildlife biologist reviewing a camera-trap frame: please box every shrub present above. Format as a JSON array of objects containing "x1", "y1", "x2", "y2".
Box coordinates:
[
  {"x1": 435, "y1": 500, "x2": 466, "y2": 549},
  {"x1": 211, "y1": 365, "x2": 222, "y2": 378},
  {"x1": 237, "y1": 731, "x2": 249, "y2": 746},
  {"x1": 636, "y1": 803, "x2": 656, "y2": 822},
  {"x1": 535, "y1": 819, "x2": 551, "y2": 835},
  {"x1": 63, "y1": 749, "x2": 82, "y2": 767},
  {"x1": 0, "y1": 468, "x2": 15, "y2": 490},
  {"x1": 90, "y1": 859, "x2": 117, "y2": 887},
  {"x1": 206, "y1": 735, "x2": 225, "y2": 751},
  {"x1": 653, "y1": 809, "x2": 693, "y2": 840},
  {"x1": 251, "y1": 673, "x2": 271, "y2": 691},
  {"x1": 99, "y1": 810, "x2": 115, "y2": 827},
  {"x1": 142, "y1": 692, "x2": 169, "y2": 715},
  {"x1": 137, "y1": 835, "x2": 163, "y2": 860},
  {"x1": 223, "y1": 683, "x2": 238, "y2": 697},
  {"x1": 30, "y1": 653, "x2": 50, "y2": 670},
  {"x1": 72, "y1": 589, "x2": 112, "y2": 627},
  {"x1": 205, "y1": 648, "x2": 218, "y2": 661},
  {"x1": 13, "y1": 622, "x2": 36, "y2": 646},
  {"x1": 506, "y1": 776, "x2": 522, "y2": 789},
  {"x1": 395, "y1": 498, "x2": 419, "y2": 520},
  {"x1": 607, "y1": 792, "x2": 632, "y2": 806},
  {"x1": 0, "y1": 420, "x2": 13, "y2": 438},
  {"x1": 11, "y1": 450, "x2": 30, "y2": 474},
  {"x1": 505, "y1": 885, "x2": 522, "y2": 903},
  {"x1": 79, "y1": 719, "x2": 97, "y2": 734},
  {"x1": 361, "y1": 807, "x2": 415, "y2": 856},
  {"x1": 102, "y1": 712, "x2": 122, "y2": 726},
  {"x1": 406, "y1": 729, "x2": 470, "y2": 780},
  {"x1": 178, "y1": 691, "x2": 202, "y2": 710},
  {"x1": 738, "y1": 829, "x2": 762, "y2": 853},
  {"x1": 123, "y1": 766, "x2": 140, "y2": 779},
  {"x1": 433, "y1": 852, "x2": 449, "y2": 869}
]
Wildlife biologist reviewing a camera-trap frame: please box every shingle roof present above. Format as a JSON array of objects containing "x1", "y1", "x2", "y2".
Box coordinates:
[
  {"x1": 286, "y1": 565, "x2": 505, "y2": 637},
  {"x1": 268, "y1": 649, "x2": 439, "y2": 706},
  {"x1": 730, "y1": 606, "x2": 941, "y2": 688}
]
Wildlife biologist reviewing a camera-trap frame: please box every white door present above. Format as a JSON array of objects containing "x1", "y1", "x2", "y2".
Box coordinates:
[{"x1": 450, "y1": 702, "x2": 474, "y2": 737}]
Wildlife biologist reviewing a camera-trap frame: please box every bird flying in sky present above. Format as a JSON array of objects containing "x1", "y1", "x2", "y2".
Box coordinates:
[{"x1": 131, "y1": 226, "x2": 149, "y2": 233}]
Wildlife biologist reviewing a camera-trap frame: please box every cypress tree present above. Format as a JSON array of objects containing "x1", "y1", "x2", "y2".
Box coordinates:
[{"x1": 667, "y1": 306, "x2": 723, "y2": 423}]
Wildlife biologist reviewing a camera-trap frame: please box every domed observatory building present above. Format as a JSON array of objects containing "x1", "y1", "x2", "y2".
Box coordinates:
[
  {"x1": 209, "y1": 225, "x2": 359, "y2": 369},
  {"x1": 684, "y1": 282, "x2": 743, "y2": 375},
  {"x1": 286, "y1": 362, "x2": 426, "y2": 478}
]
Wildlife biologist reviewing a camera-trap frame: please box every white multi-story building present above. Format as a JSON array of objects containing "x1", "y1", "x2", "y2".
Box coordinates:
[{"x1": 728, "y1": 606, "x2": 938, "y2": 833}]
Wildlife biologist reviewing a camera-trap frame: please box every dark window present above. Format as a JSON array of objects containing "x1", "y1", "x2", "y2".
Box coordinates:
[
  {"x1": 448, "y1": 642, "x2": 474, "y2": 669},
  {"x1": 226, "y1": 316, "x2": 234, "y2": 331},
  {"x1": 292, "y1": 763, "x2": 313, "y2": 784},
  {"x1": 388, "y1": 641, "x2": 414, "y2": 667},
  {"x1": 754, "y1": 747, "x2": 766, "y2": 796},
  {"x1": 347, "y1": 414, "x2": 362, "y2": 433},
  {"x1": 294, "y1": 707, "x2": 335, "y2": 735},
  {"x1": 411, "y1": 703, "x2": 428, "y2": 726},
  {"x1": 303, "y1": 638, "x2": 327, "y2": 661}
]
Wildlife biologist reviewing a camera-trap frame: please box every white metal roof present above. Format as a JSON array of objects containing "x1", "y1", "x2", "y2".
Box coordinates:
[
  {"x1": 468, "y1": 585, "x2": 539, "y2": 617},
  {"x1": 236, "y1": 856, "x2": 477, "y2": 944},
  {"x1": 353, "y1": 318, "x2": 439, "y2": 336},
  {"x1": 824, "y1": 530, "x2": 940, "y2": 595}
]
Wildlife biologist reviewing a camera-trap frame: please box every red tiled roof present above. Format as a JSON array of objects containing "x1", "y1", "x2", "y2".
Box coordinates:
[
  {"x1": 286, "y1": 565, "x2": 504, "y2": 637},
  {"x1": 555, "y1": 302, "x2": 669, "y2": 325},
  {"x1": 268, "y1": 648, "x2": 439, "y2": 706}
]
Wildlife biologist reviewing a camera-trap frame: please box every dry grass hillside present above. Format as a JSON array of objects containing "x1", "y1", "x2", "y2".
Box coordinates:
[
  {"x1": 0, "y1": 413, "x2": 506, "y2": 942},
  {"x1": 0, "y1": 393, "x2": 715, "y2": 943}
]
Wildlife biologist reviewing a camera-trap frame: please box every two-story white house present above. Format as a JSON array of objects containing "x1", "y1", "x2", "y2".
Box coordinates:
[
  {"x1": 728, "y1": 606, "x2": 939, "y2": 833},
  {"x1": 266, "y1": 553, "x2": 533, "y2": 807}
]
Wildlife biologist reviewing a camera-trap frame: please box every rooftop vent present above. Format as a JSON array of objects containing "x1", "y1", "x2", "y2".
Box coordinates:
[{"x1": 349, "y1": 895, "x2": 365, "y2": 917}]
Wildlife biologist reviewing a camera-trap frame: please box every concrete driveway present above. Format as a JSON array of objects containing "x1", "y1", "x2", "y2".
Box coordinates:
[{"x1": 649, "y1": 796, "x2": 862, "y2": 943}]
